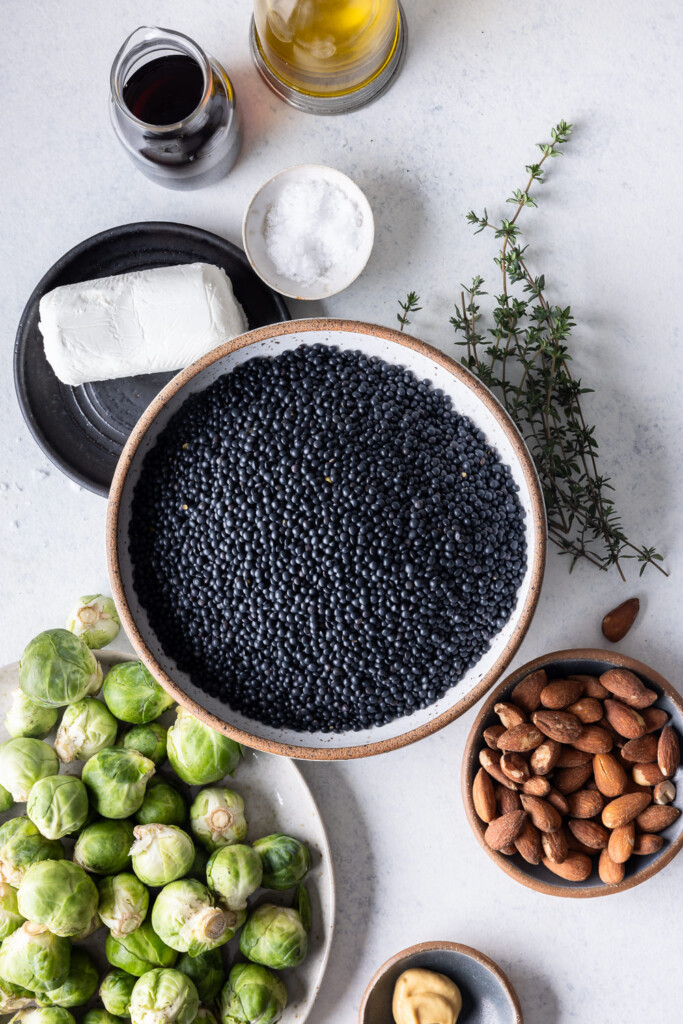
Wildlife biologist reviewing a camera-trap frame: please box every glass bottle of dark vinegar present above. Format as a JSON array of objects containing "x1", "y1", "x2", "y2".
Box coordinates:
[{"x1": 110, "y1": 27, "x2": 241, "y2": 190}]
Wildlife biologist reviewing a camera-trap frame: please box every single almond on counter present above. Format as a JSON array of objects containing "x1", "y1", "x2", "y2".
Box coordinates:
[
  {"x1": 601, "y1": 597, "x2": 640, "y2": 643},
  {"x1": 568, "y1": 818, "x2": 609, "y2": 850},
  {"x1": 472, "y1": 768, "x2": 497, "y2": 823},
  {"x1": 654, "y1": 780, "x2": 676, "y2": 805},
  {"x1": 496, "y1": 785, "x2": 522, "y2": 815},
  {"x1": 621, "y1": 734, "x2": 658, "y2": 763},
  {"x1": 658, "y1": 725, "x2": 680, "y2": 778},
  {"x1": 510, "y1": 669, "x2": 547, "y2": 714},
  {"x1": 541, "y1": 827, "x2": 568, "y2": 864},
  {"x1": 514, "y1": 818, "x2": 543, "y2": 865},
  {"x1": 531, "y1": 738, "x2": 562, "y2": 776},
  {"x1": 635, "y1": 804, "x2": 681, "y2": 833},
  {"x1": 598, "y1": 847, "x2": 625, "y2": 885},
  {"x1": 632, "y1": 763, "x2": 667, "y2": 787},
  {"x1": 603, "y1": 699, "x2": 646, "y2": 740},
  {"x1": 479, "y1": 749, "x2": 519, "y2": 791},
  {"x1": 570, "y1": 674, "x2": 610, "y2": 700},
  {"x1": 642, "y1": 707, "x2": 669, "y2": 734},
  {"x1": 556, "y1": 747, "x2": 592, "y2": 768},
  {"x1": 546, "y1": 787, "x2": 570, "y2": 816},
  {"x1": 608, "y1": 821, "x2": 635, "y2": 864},
  {"x1": 567, "y1": 789, "x2": 604, "y2": 819},
  {"x1": 500, "y1": 752, "x2": 531, "y2": 784},
  {"x1": 567, "y1": 697, "x2": 603, "y2": 724},
  {"x1": 497, "y1": 723, "x2": 545, "y2": 752},
  {"x1": 633, "y1": 833, "x2": 664, "y2": 855},
  {"x1": 540, "y1": 679, "x2": 584, "y2": 709},
  {"x1": 522, "y1": 776, "x2": 551, "y2": 797},
  {"x1": 483, "y1": 724, "x2": 506, "y2": 749},
  {"x1": 554, "y1": 762, "x2": 593, "y2": 795},
  {"x1": 542, "y1": 851, "x2": 592, "y2": 882},
  {"x1": 600, "y1": 668, "x2": 649, "y2": 707},
  {"x1": 494, "y1": 702, "x2": 527, "y2": 729},
  {"x1": 520, "y1": 794, "x2": 562, "y2": 833},
  {"x1": 484, "y1": 810, "x2": 528, "y2": 851},
  {"x1": 571, "y1": 725, "x2": 613, "y2": 754},
  {"x1": 532, "y1": 709, "x2": 583, "y2": 744},
  {"x1": 602, "y1": 792, "x2": 652, "y2": 829}
]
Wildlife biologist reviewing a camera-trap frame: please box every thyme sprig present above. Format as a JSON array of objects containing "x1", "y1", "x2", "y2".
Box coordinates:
[{"x1": 397, "y1": 291, "x2": 421, "y2": 331}]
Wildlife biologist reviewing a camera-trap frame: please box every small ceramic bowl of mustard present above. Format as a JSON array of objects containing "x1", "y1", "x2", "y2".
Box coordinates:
[{"x1": 359, "y1": 941, "x2": 523, "y2": 1024}]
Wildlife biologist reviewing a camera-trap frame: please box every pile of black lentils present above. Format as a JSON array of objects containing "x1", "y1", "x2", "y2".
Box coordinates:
[{"x1": 129, "y1": 344, "x2": 527, "y2": 732}]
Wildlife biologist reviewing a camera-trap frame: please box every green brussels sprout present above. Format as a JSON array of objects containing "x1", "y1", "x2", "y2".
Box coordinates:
[
  {"x1": 121, "y1": 723, "x2": 167, "y2": 765},
  {"x1": 37, "y1": 949, "x2": 99, "y2": 1008},
  {"x1": 176, "y1": 949, "x2": 225, "y2": 1005},
  {"x1": 101, "y1": 970, "x2": 136, "y2": 1018},
  {"x1": 195, "y1": 1010, "x2": 218, "y2": 1024},
  {"x1": 0, "y1": 881, "x2": 25, "y2": 940},
  {"x1": 129, "y1": 969, "x2": 198, "y2": 1024},
  {"x1": 219, "y1": 964, "x2": 287, "y2": 1024},
  {"x1": 54, "y1": 699, "x2": 118, "y2": 764},
  {"x1": 151, "y1": 879, "x2": 244, "y2": 957},
  {"x1": 0, "y1": 785, "x2": 13, "y2": 813},
  {"x1": 83, "y1": 1013, "x2": 126, "y2": 1024},
  {"x1": 10, "y1": 1011, "x2": 76, "y2": 1024},
  {"x1": 130, "y1": 825, "x2": 194, "y2": 887},
  {"x1": 74, "y1": 820, "x2": 135, "y2": 875},
  {"x1": 206, "y1": 845, "x2": 262, "y2": 912},
  {"x1": 17, "y1": 860, "x2": 99, "y2": 938},
  {"x1": 19, "y1": 630, "x2": 102, "y2": 708},
  {"x1": 66, "y1": 595, "x2": 121, "y2": 649},
  {"x1": 27, "y1": 776, "x2": 89, "y2": 841},
  {"x1": 239, "y1": 905, "x2": 308, "y2": 970},
  {"x1": 5, "y1": 689, "x2": 58, "y2": 739},
  {"x1": 0, "y1": 978, "x2": 35, "y2": 1015},
  {"x1": 0, "y1": 921, "x2": 71, "y2": 991},
  {"x1": 0, "y1": 738, "x2": 59, "y2": 802},
  {"x1": 102, "y1": 663, "x2": 173, "y2": 724},
  {"x1": 0, "y1": 816, "x2": 64, "y2": 886},
  {"x1": 135, "y1": 780, "x2": 186, "y2": 827},
  {"x1": 167, "y1": 709, "x2": 242, "y2": 786},
  {"x1": 70, "y1": 912, "x2": 102, "y2": 940},
  {"x1": 252, "y1": 834, "x2": 311, "y2": 892},
  {"x1": 98, "y1": 873, "x2": 149, "y2": 937},
  {"x1": 189, "y1": 789, "x2": 247, "y2": 852},
  {"x1": 188, "y1": 844, "x2": 208, "y2": 882},
  {"x1": 82, "y1": 748, "x2": 155, "y2": 819},
  {"x1": 106, "y1": 919, "x2": 178, "y2": 976}
]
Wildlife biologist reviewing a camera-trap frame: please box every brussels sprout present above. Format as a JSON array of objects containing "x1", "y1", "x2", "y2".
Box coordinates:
[
  {"x1": 66, "y1": 595, "x2": 121, "y2": 649},
  {"x1": 195, "y1": 1010, "x2": 218, "y2": 1024},
  {"x1": 176, "y1": 949, "x2": 225, "y2": 1005},
  {"x1": 74, "y1": 820, "x2": 135, "y2": 875},
  {"x1": 135, "y1": 780, "x2": 186, "y2": 827},
  {"x1": 167, "y1": 709, "x2": 242, "y2": 786},
  {"x1": 54, "y1": 699, "x2": 118, "y2": 764},
  {"x1": 121, "y1": 723, "x2": 167, "y2": 766},
  {"x1": 151, "y1": 879, "x2": 244, "y2": 957},
  {"x1": 189, "y1": 789, "x2": 247, "y2": 852},
  {"x1": 10, "y1": 1011, "x2": 76, "y2": 1024},
  {"x1": 17, "y1": 860, "x2": 99, "y2": 938},
  {"x1": 83, "y1": 1013, "x2": 126, "y2": 1024},
  {"x1": 239, "y1": 905, "x2": 308, "y2": 970},
  {"x1": 206, "y1": 845, "x2": 262, "y2": 912},
  {"x1": 0, "y1": 881, "x2": 25, "y2": 940},
  {"x1": 106, "y1": 919, "x2": 178, "y2": 977},
  {"x1": 130, "y1": 969, "x2": 198, "y2": 1024},
  {"x1": 70, "y1": 912, "x2": 102, "y2": 940},
  {"x1": 0, "y1": 738, "x2": 59, "y2": 802},
  {"x1": 5, "y1": 689, "x2": 58, "y2": 740},
  {"x1": 130, "y1": 825, "x2": 194, "y2": 887},
  {"x1": 0, "y1": 816, "x2": 64, "y2": 886},
  {"x1": 0, "y1": 978, "x2": 35, "y2": 1015},
  {"x1": 0, "y1": 921, "x2": 71, "y2": 991},
  {"x1": 19, "y1": 630, "x2": 102, "y2": 708},
  {"x1": 0, "y1": 785, "x2": 13, "y2": 813},
  {"x1": 219, "y1": 964, "x2": 287, "y2": 1024},
  {"x1": 252, "y1": 834, "x2": 311, "y2": 892},
  {"x1": 27, "y1": 776, "x2": 89, "y2": 841},
  {"x1": 102, "y1": 663, "x2": 173, "y2": 724},
  {"x1": 82, "y1": 748, "x2": 155, "y2": 819},
  {"x1": 37, "y1": 949, "x2": 99, "y2": 1008},
  {"x1": 188, "y1": 844, "x2": 208, "y2": 882},
  {"x1": 101, "y1": 970, "x2": 136, "y2": 1018},
  {"x1": 98, "y1": 873, "x2": 149, "y2": 937}
]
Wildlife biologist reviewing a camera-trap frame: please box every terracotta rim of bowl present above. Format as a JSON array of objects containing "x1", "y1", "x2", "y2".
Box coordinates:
[
  {"x1": 358, "y1": 940, "x2": 524, "y2": 1023},
  {"x1": 107, "y1": 318, "x2": 546, "y2": 760},
  {"x1": 461, "y1": 647, "x2": 683, "y2": 897}
]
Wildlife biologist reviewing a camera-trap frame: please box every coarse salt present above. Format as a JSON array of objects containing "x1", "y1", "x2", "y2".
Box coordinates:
[{"x1": 264, "y1": 178, "x2": 364, "y2": 286}]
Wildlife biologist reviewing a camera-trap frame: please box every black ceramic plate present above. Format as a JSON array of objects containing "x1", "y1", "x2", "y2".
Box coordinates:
[{"x1": 14, "y1": 222, "x2": 289, "y2": 496}]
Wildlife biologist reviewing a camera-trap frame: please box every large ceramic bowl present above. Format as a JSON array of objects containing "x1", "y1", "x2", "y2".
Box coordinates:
[
  {"x1": 462, "y1": 649, "x2": 683, "y2": 897},
  {"x1": 107, "y1": 319, "x2": 546, "y2": 759}
]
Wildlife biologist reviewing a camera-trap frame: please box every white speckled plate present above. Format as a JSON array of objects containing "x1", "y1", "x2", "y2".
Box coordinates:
[{"x1": 0, "y1": 649, "x2": 335, "y2": 1023}]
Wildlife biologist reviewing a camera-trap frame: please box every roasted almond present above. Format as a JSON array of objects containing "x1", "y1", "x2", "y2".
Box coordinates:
[
  {"x1": 621, "y1": 734, "x2": 659, "y2": 763},
  {"x1": 566, "y1": 834, "x2": 597, "y2": 857},
  {"x1": 642, "y1": 707, "x2": 669, "y2": 734},
  {"x1": 531, "y1": 709, "x2": 583, "y2": 744},
  {"x1": 608, "y1": 821, "x2": 635, "y2": 864},
  {"x1": 654, "y1": 781, "x2": 676, "y2": 805},
  {"x1": 510, "y1": 669, "x2": 547, "y2": 714},
  {"x1": 633, "y1": 833, "x2": 664, "y2": 855},
  {"x1": 483, "y1": 724, "x2": 506, "y2": 749},
  {"x1": 542, "y1": 851, "x2": 592, "y2": 882},
  {"x1": 602, "y1": 792, "x2": 651, "y2": 829},
  {"x1": 570, "y1": 674, "x2": 610, "y2": 700},
  {"x1": 554, "y1": 762, "x2": 593, "y2": 795},
  {"x1": 472, "y1": 768, "x2": 497, "y2": 823},
  {"x1": 497, "y1": 723, "x2": 545, "y2": 753},
  {"x1": 484, "y1": 810, "x2": 528, "y2": 851},
  {"x1": 601, "y1": 597, "x2": 640, "y2": 643},
  {"x1": 494, "y1": 702, "x2": 527, "y2": 729},
  {"x1": 593, "y1": 752, "x2": 627, "y2": 798},
  {"x1": 658, "y1": 725, "x2": 680, "y2": 778},
  {"x1": 521, "y1": 776, "x2": 551, "y2": 798},
  {"x1": 603, "y1": 699, "x2": 646, "y2": 740},
  {"x1": 567, "y1": 697, "x2": 603, "y2": 724},
  {"x1": 546, "y1": 787, "x2": 570, "y2": 816},
  {"x1": 496, "y1": 785, "x2": 522, "y2": 815},
  {"x1": 568, "y1": 818, "x2": 609, "y2": 850},
  {"x1": 541, "y1": 827, "x2": 568, "y2": 864},
  {"x1": 629, "y1": 688, "x2": 658, "y2": 710},
  {"x1": 600, "y1": 668, "x2": 649, "y2": 707},
  {"x1": 479, "y1": 749, "x2": 519, "y2": 791},
  {"x1": 514, "y1": 818, "x2": 543, "y2": 865},
  {"x1": 598, "y1": 848, "x2": 625, "y2": 885},
  {"x1": 500, "y1": 752, "x2": 531, "y2": 785},
  {"x1": 571, "y1": 725, "x2": 613, "y2": 754},
  {"x1": 567, "y1": 789, "x2": 604, "y2": 819},
  {"x1": 530, "y1": 738, "x2": 562, "y2": 776},
  {"x1": 520, "y1": 794, "x2": 562, "y2": 833},
  {"x1": 540, "y1": 679, "x2": 583, "y2": 709},
  {"x1": 556, "y1": 747, "x2": 592, "y2": 768},
  {"x1": 635, "y1": 804, "x2": 681, "y2": 833},
  {"x1": 632, "y1": 763, "x2": 667, "y2": 787},
  {"x1": 499, "y1": 843, "x2": 517, "y2": 856}
]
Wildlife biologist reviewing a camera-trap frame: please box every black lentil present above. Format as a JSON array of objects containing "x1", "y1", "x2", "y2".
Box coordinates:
[{"x1": 129, "y1": 344, "x2": 527, "y2": 732}]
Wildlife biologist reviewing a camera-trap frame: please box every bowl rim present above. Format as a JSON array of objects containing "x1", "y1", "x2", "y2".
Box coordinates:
[
  {"x1": 358, "y1": 939, "x2": 524, "y2": 1023},
  {"x1": 241, "y1": 163, "x2": 375, "y2": 300},
  {"x1": 106, "y1": 317, "x2": 546, "y2": 760},
  {"x1": 461, "y1": 647, "x2": 683, "y2": 898}
]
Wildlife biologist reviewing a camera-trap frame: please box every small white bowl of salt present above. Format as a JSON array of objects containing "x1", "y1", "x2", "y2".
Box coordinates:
[{"x1": 242, "y1": 164, "x2": 374, "y2": 300}]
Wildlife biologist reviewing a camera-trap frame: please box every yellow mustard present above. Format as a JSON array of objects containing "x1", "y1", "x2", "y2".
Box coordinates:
[{"x1": 392, "y1": 968, "x2": 463, "y2": 1024}]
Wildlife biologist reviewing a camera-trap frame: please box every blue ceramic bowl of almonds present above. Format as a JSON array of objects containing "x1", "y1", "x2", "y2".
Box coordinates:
[{"x1": 462, "y1": 649, "x2": 683, "y2": 898}]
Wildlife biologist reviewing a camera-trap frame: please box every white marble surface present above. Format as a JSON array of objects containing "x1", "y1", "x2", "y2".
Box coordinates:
[{"x1": 1, "y1": 1, "x2": 682, "y2": 1021}]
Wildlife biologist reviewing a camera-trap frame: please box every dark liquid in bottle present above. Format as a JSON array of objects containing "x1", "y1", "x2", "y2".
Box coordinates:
[{"x1": 123, "y1": 55, "x2": 205, "y2": 125}]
